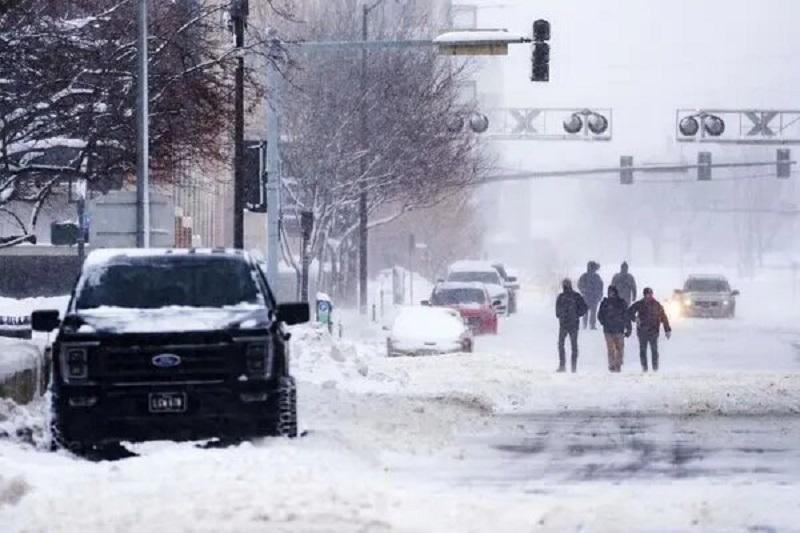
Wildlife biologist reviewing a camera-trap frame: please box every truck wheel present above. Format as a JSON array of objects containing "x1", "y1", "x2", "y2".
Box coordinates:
[
  {"x1": 49, "y1": 398, "x2": 86, "y2": 454},
  {"x1": 51, "y1": 415, "x2": 130, "y2": 460},
  {"x1": 50, "y1": 417, "x2": 82, "y2": 454},
  {"x1": 276, "y1": 378, "x2": 298, "y2": 438}
]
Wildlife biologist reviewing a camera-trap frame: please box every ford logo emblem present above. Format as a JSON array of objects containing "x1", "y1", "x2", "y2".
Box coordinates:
[{"x1": 152, "y1": 354, "x2": 182, "y2": 368}]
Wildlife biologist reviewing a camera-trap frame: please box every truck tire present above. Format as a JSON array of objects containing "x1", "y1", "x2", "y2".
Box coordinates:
[
  {"x1": 276, "y1": 377, "x2": 298, "y2": 438},
  {"x1": 51, "y1": 411, "x2": 130, "y2": 460}
]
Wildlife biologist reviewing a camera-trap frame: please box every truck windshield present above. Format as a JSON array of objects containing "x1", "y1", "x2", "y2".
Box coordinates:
[
  {"x1": 75, "y1": 258, "x2": 262, "y2": 310},
  {"x1": 684, "y1": 279, "x2": 731, "y2": 292},
  {"x1": 432, "y1": 288, "x2": 486, "y2": 305},
  {"x1": 448, "y1": 271, "x2": 500, "y2": 285}
]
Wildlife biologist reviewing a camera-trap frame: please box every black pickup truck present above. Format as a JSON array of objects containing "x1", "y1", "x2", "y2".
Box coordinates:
[{"x1": 32, "y1": 249, "x2": 308, "y2": 455}]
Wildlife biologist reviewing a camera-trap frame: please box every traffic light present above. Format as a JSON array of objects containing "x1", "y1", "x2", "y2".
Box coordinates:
[
  {"x1": 533, "y1": 19, "x2": 551, "y2": 41},
  {"x1": 777, "y1": 148, "x2": 792, "y2": 179},
  {"x1": 531, "y1": 19, "x2": 551, "y2": 82},
  {"x1": 698, "y1": 151, "x2": 712, "y2": 181},
  {"x1": 244, "y1": 140, "x2": 266, "y2": 212},
  {"x1": 620, "y1": 156, "x2": 634, "y2": 185}
]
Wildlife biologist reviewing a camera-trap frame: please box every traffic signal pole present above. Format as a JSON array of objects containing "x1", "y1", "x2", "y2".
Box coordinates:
[
  {"x1": 264, "y1": 38, "x2": 281, "y2": 288},
  {"x1": 232, "y1": 0, "x2": 247, "y2": 249},
  {"x1": 135, "y1": 0, "x2": 150, "y2": 248}
]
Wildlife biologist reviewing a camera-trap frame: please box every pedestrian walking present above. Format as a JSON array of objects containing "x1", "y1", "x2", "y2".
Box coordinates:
[
  {"x1": 555, "y1": 279, "x2": 588, "y2": 373},
  {"x1": 598, "y1": 285, "x2": 632, "y2": 372},
  {"x1": 628, "y1": 287, "x2": 672, "y2": 372},
  {"x1": 611, "y1": 261, "x2": 637, "y2": 306},
  {"x1": 578, "y1": 261, "x2": 603, "y2": 330}
]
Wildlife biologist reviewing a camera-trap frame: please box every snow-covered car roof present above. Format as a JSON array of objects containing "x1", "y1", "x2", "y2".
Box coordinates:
[
  {"x1": 434, "y1": 282, "x2": 489, "y2": 292},
  {"x1": 84, "y1": 248, "x2": 250, "y2": 269},
  {"x1": 391, "y1": 306, "x2": 465, "y2": 341},
  {"x1": 447, "y1": 260, "x2": 499, "y2": 273},
  {"x1": 686, "y1": 274, "x2": 729, "y2": 281}
]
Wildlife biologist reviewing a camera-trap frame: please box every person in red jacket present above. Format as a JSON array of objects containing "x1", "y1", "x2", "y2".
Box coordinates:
[{"x1": 628, "y1": 287, "x2": 672, "y2": 372}]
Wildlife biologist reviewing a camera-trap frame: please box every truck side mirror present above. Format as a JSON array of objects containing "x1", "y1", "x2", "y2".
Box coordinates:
[
  {"x1": 277, "y1": 303, "x2": 310, "y2": 325},
  {"x1": 731, "y1": 290, "x2": 740, "y2": 297},
  {"x1": 31, "y1": 310, "x2": 60, "y2": 332}
]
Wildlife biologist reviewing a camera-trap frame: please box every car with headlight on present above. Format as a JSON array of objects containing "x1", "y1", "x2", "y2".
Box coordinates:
[
  {"x1": 446, "y1": 261, "x2": 510, "y2": 316},
  {"x1": 427, "y1": 282, "x2": 498, "y2": 335},
  {"x1": 386, "y1": 306, "x2": 473, "y2": 357},
  {"x1": 673, "y1": 275, "x2": 740, "y2": 318},
  {"x1": 31, "y1": 248, "x2": 309, "y2": 457}
]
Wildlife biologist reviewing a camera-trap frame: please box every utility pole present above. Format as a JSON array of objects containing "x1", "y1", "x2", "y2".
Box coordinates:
[
  {"x1": 232, "y1": 0, "x2": 248, "y2": 249},
  {"x1": 136, "y1": 0, "x2": 150, "y2": 248},
  {"x1": 358, "y1": 3, "x2": 370, "y2": 314},
  {"x1": 264, "y1": 37, "x2": 281, "y2": 287}
]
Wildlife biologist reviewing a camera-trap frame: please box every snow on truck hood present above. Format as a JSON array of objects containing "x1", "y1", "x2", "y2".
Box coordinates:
[{"x1": 73, "y1": 304, "x2": 270, "y2": 334}]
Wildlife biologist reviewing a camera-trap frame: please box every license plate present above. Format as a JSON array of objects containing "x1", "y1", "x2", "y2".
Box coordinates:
[{"x1": 148, "y1": 392, "x2": 187, "y2": 413}]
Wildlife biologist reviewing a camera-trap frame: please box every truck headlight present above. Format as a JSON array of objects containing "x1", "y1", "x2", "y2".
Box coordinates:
[
  {"x1": 60, "y1": 346, "x2": 89, "y2": 383},
  {"x1": 245, "y1": 342, "x2": 272, "y2": 377}
]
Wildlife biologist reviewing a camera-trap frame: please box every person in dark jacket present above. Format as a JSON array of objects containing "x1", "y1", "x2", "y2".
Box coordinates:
[
  {"x1": 578, "y1": 261, "x2": 603, "y2": 330},
  {"x1": 611, "y1": 262, "x2": 637, "y2": 306},
  {"x1": 598, "y1": 285, "x2": 632, "y2": 372},
  {"x1": 555, "y1": 279, "x2": 588, "y2": 373},
  {"x1": 628, "y1": 287, "x2": 672, "y2": 372}
]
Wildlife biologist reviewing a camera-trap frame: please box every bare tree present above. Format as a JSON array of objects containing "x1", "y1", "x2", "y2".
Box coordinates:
[
  {"x1": 278, "y1": 1, "x2": 491, "y2": 296},
  {"x1": 0, "y1": 0, "x2": 293, "y2": 245}
]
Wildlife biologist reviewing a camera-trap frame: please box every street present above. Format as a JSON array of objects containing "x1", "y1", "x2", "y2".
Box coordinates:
[{"x1": 2, "y1": 285, "x2": 799, "y2": 532}]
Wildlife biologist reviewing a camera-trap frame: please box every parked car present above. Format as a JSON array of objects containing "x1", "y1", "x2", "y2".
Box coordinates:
[
  {"x1": 427, "y1": 282, "x2": 498, "y2": 335},
  {"x1": 491, "y1": 262, "x2": 520, "y2": 314},
  {"x1": 445, "y1": 261, "x2": 510, "y2": 316},
  {"x1": 386, "y1": 306, "x2": 473, "y2": 357},
  {"x1": 673, "y1": 275, "x2": 740, "y2": 318},
  {"x1": 31, "y1": 248, "x2": 309, "y2": 457}
]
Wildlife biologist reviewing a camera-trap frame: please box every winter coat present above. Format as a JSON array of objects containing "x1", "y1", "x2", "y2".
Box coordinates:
[
  {"x1": 611, "y1": 272, "x2": 637, "y2": 305},
  {"x1": 628, "y1": 298, "x2": 671, "y2": 338},
  {"x1": 578, "y1": 271, "x2": 604, "y2": 305},
  {"x1": 598, "y1": 296, "x2": 632, "y2": 335},
  {"x1": 556, "y1": 290, "x2": 588, "y2": 330}
]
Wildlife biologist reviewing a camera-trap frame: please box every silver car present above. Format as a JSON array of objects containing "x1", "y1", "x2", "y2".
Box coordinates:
[{"x1": 675, "y1": 275, "x2": 740, "y2": 318}]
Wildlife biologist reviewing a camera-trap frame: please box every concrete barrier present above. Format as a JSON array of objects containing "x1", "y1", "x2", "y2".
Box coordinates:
[{"x1": 0, "y1": 338, "x2": 45, "y2": 405}]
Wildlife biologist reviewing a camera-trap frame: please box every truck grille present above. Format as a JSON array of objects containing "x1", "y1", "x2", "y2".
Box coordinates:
[{"x1": 98, "y1": 345, "x2": 236, "y2": 383}]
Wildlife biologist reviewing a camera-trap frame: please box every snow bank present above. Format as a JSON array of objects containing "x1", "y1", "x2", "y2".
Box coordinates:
[
  {"x1": 0, "y1": 339, "x2": 40, "y2": 377},
  {"x1": 290, "y1": 322, "x2": 800, "y2": 416}
]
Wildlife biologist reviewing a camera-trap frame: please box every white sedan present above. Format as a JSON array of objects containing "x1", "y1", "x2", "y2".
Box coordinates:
[{"x1": 386, "y1": 306, "x2": 473, "y2": 357}]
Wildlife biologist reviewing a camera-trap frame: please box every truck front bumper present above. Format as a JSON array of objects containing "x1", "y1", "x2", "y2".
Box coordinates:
[{"x1": 53, "y1": 380, "x2": 286, "y2": 445}]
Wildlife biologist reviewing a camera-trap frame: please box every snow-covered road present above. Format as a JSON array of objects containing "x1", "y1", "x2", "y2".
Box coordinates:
[{"x1": 1, "y1": 284, "x2": 799, "y2": 532}]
